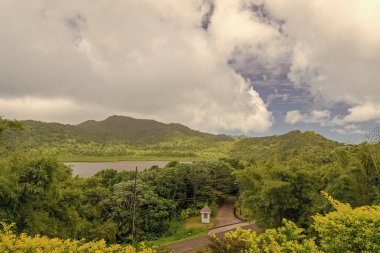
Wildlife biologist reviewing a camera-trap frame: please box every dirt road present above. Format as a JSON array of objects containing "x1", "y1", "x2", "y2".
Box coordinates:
[
  {"x1": 212, "y1": 196, "x2": 242, "y2": 228},
  {"x1": 168, "y1": 197, "x2": 259, "y2": 253},
  {"x1": 208, "y1": 196, "x2": 250, "y2": 234}
]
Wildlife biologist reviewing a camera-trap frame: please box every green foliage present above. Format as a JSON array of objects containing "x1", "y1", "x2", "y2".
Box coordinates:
[
  {"x1": 2, "y1": 116, "x2": 234, "y2": 159},
  {"x1": 140, "y1": 161, "x2": 236, "y2": 211},
  {"x1": 235, "y1": 133, "x2": 380, "y2": 228},
  {"x1": 230, "y1": 130, "x2": 341, "y2": 166},
  {"x1": 0, "y1": 222, "x2": 156, "y2": 253},
  {"x1": 209, "y1": 220, "x2": 320, "y2": 253},
  {"x1": 110, "y1": 180, "x2": 175, "y2": 241},
  {"x1": 236, "y1": 166, "x2": 320, "y2": 227},
  {"x1": 210, "y1": 194, "x2": 380, "y2": 253},
  {"x1": 2, "y1": 116, "x2": 380, "y2": 251},
  {"x1": 0, "y1": 155, "x2": 82, "y2": 238},
  {"x1": 147, "y1": 218, "x2": 209, "y2": 247},
  {"x1": 0, "y1": 118, "x2": 22, "y2": 137},
  {"x1": 0, "y1": 150, "x2": 234, "y2": 244},
  {"x1": 0, "y1": 119, "x2": 23, "y2": 154},
  {"x1": 312, "y1": 192, "x2": 380, "y2": 252}
]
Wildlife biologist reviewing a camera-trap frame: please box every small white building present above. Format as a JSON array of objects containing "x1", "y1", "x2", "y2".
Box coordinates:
[{"x1": 200, "y1": 205, "x2": 211, "y2": 223}]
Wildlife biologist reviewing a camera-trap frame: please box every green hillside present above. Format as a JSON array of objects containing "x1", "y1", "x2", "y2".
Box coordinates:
[
  {"x1": 75, "y1": 115, "x2": 226, "y2": 143},
  {"x1": 230, "y1": 130, "x2": 343, "y2": 165},
  {"x1": 1, "y1": 116, "x2": 234, "y2": 160},
  {"x1": 1, "y1": 116, "x2": 346, "y2": 162}
]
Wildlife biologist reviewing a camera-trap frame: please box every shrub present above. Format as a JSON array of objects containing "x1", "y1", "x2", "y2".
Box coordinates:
[
  {"x1": 209, "y1": 192, "x2": 380, "y2": 253},
  {"x1": 0, "y1": 222, "x2": 155, "y2": 253},
  {"x1": 209, "y1": 220, "x2": 320, "y2": 253},
  {"x1": 312, "y1": 192, "x2": 380, "y2": 253}
]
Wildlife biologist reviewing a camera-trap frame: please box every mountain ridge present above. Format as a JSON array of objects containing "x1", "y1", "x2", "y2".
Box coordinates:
[
  {"x1": 2, "y1": 115, "x2": 343, "y2": 161},
  {"x1": 3, "y1": 115, "x2": 233, "y2": 147}
]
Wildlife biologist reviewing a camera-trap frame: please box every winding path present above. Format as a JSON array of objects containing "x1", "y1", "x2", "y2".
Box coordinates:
[{"x1": 168, "y1": 197, "x2": 259, "y2": 253}]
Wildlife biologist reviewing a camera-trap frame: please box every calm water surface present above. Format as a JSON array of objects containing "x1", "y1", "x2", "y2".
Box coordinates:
[{"x1": 65, "y1": 161, "x2": 169, "y2": 177}]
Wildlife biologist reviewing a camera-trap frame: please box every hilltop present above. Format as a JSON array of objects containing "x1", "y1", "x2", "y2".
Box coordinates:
[
  {"x1": 20, "y1": 115, "x2": 227, "y2": 142},
  {"x1": 230, "y1": 130, "x2": 342, "y2": 165},
  {"x1": 15, "y1": 115, "x2": 231, "y2": 144},
  {"x1": 75, "y1": 115, "x2": 232, "y2": 143}
]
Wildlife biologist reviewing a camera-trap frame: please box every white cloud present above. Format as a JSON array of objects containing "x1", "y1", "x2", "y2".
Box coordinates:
[
  {"x1": 262, "y1": 0, "x2": 380, "y2": 98},
  {"x1": 285, "y1": 110, "x2": 331, "y2": 125},
  {"x1": 0, "y1": 97, "x2": 116, "y2": 123},
  {"x1": 271, "y1": 0, "x2": 380, "y2": 115},
  {"x1": 343, "y1": 103, "x2": 380, "y2": 123},
  {"x1": 331, "y1": 124, "x2": 367, "y2": 136},
  {"x1": 0, "y1": 0, "x2": 273, "y2": 133},
  {"x1": 310, "y1": 110, "x2": 331, "y2": 121},
  {"x1": 285, "y1": 109, "x2": 368, "y2": 136},
  {"x1": 285, "y1": 110, "x2": 302, "y2": 124},
  {"x1": 332, "y1": 103, "x2": 380, "y2": 125}
]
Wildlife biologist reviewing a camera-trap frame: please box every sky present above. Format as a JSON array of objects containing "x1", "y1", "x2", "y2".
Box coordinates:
[{"x1": 0, "y1": 0, "x2": 379, "y2": 143}]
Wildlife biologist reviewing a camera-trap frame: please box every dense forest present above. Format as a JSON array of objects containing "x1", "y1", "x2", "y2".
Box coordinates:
[
  {"x1": 1, "y1": 118, "x2": 379, "y2": 252},
  {"x1": 234, "y1": 131, "x2": 380, "y2": 228}
]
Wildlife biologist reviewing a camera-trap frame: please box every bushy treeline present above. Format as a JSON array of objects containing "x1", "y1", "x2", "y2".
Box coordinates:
[
  {"x1": 209, "y1": 193, "x2": 380, "y2": 252},
  {"x1": 0, "y1": 155, "x2": 235, "y2": 243},
  {"x1": 234, "y1": 131, "x2": 380, "y2": 229}
]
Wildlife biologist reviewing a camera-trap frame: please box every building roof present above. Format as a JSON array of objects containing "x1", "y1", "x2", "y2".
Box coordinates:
[{"x1": 200, "y1": 205, "x2": 211, "y2": 213}]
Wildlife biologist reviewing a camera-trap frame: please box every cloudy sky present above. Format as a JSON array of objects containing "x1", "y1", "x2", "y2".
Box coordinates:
[{"x1": 1, "y1": 0, "x2": 379, "y2": 143}]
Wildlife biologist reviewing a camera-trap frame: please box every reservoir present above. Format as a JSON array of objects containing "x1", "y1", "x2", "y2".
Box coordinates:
[{"x1": 65, "y1": 161, "x2": 169, "y2": 177}]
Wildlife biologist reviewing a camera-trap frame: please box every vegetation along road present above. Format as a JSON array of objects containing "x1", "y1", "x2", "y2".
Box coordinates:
[{"x1": 169, "y1": 197, "x2": 259, "y2": 253}]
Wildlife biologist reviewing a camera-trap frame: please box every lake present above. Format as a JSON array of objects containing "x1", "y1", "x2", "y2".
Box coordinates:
[{"x1": 65, "y1": 161, "x2": 169, "y2": 177}]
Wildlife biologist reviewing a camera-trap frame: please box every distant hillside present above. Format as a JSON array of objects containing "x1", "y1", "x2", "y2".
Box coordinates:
[
  {"x1": 75, "y1": 115, "x2": 229, "y2": 143},
  {"x1": 1, "y1": 116, "x2": 234, "y2": 159},
  {"x1": 6, "y1": 115, "x2": 231, "y2": 144},
  {"x1": 229, "y1": 130, "x2": 343, "y2": 165},
  {"x1": 1, "y1": 116, "x2": 344, "y2": 162}
]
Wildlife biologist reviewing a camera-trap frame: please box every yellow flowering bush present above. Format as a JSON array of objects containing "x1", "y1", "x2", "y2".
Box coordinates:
[
  {"x1": 312, "y1": 192, "x2": 380, "y2": 253},
  {"x1": 209, "y1": 221, "x2": 321, "y2": 253},
  {"x1": 209, "y1": 192, "x2": 380, "y2": 253},
  {"x1": 0, "y1": 223, "x2": 155, "y2": 253}
]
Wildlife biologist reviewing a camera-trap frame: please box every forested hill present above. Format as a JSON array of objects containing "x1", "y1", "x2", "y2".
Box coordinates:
[
  {"x1": 6, "y1": 115, "x2": 232, "y2": 143},
  {"x1": 2, "y1": 116, "x2": 345, "y2": 161},
  {"x1": 1, "y1": 115, "x2": 234, "y2": 159},
  {"x1": 75, "y1": 115, "x2": 232, "y2": 142},
  {"x1": 230, "y1": 130, "x2": 343, "y2": 164}
]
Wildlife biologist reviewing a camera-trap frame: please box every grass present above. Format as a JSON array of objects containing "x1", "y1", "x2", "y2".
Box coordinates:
[
  {"x1": 147, "y1": 216, "x2": 215, "y2": 247},
  {"x1": 57, "y1": 155, "x2": 206, "y2": 162},
  {"x1": 185, "y1": 216, "x2": 215, "y2": 230}
]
